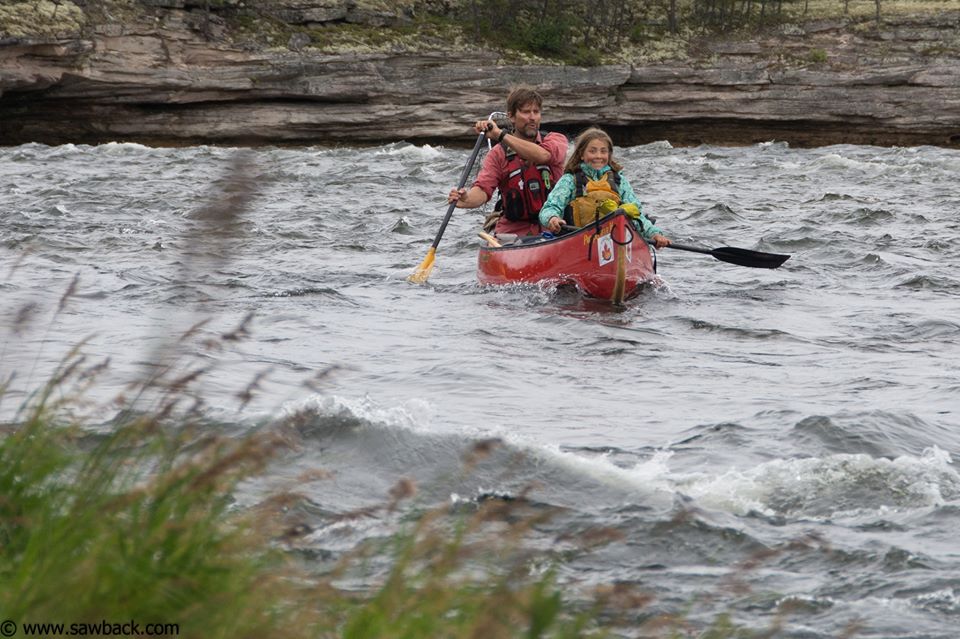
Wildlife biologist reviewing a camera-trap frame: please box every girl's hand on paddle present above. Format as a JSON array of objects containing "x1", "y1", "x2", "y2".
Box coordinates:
[
  {"x1": 650, "y1": 234, "x2": 671, "y2": 249},
  {"x1": 546, "y1": 216, "x2": 563, "y2": 234}
]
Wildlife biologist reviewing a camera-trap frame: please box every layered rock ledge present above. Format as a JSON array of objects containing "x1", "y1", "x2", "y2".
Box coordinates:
[{"x1": 2, "y1": 4, "x2": 960, "y2": 148}]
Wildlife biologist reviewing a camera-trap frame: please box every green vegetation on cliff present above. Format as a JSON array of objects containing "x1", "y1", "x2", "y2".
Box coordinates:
[
  {"x1": 0, "y1": 0, "x2": 85, "y2": 38},
  {"x1": 1, "y1": 0, "x2": 959, "y2": 64}
]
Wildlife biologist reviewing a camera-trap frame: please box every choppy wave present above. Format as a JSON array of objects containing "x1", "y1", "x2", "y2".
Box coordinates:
[
  {"x1": 678, "y1": 447, "x2": 958, "y2": 518},
  {"x1": 372, "y1": 141, "x2": 445, "y2": 160}
]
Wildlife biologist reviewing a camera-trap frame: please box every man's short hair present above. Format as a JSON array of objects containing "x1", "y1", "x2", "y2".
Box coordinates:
[{"x1": 506, "y1": 86, "x2": 543, "y2": 115}]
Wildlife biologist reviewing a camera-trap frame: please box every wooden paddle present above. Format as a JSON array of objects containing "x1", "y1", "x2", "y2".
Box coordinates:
[
  {"x1": 408, "y1": 128, "x2": 490, "y2": 284},
  {"x1": 661, "y1": 242, "x2": 791, "y2": 269},
  {"x1": 478, "y1": 231, "x2": 502, "y2": 247}
]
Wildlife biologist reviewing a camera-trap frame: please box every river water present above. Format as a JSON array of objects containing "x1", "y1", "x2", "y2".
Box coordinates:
[{"x1": 2, "y1": 139, "x2": 959, "y2": 637}]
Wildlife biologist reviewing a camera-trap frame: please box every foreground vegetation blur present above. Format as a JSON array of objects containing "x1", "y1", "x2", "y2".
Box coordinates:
[{"x1": 0, "y1": 362, "x2": 608, "y2": 638}]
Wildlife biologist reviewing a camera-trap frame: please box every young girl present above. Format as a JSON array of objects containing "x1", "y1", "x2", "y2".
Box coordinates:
[{"x1": 538, "y1": 127, "x2": 671, "y2": 248}]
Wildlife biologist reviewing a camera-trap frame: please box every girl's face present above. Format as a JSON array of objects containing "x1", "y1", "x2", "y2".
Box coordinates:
[{"x1": 581, "y1": 139, "x2": 610, "y2": 170}]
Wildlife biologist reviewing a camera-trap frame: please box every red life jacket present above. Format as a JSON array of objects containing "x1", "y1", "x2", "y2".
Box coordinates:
[{"x1": 497, "y1": 144, "x2": 554, "y2": 223}]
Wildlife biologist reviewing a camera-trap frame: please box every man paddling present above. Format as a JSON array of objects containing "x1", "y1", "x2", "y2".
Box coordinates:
[{"x1": 447, "y1": 86, "x2": 568, "y2": 237}]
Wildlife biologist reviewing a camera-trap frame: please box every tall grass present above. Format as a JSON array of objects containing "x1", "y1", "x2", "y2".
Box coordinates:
[
  {"x1": 0, "y1": 378, "x2": 299, "y2": 637},
  {"x1": 0, "y1": 357, "x2": 619, "y2": 638}
]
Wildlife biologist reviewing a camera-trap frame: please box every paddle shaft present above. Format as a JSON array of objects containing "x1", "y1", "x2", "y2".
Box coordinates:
[
  {"x1": 568, "y1": 221, "x2": 790, "y2": 269},
  {"x1": 427, "y1": 131, "x2": 488, "y2": 251},
  {"x1": 665, "y1": 242, "x2": 713, "y2": 256}
]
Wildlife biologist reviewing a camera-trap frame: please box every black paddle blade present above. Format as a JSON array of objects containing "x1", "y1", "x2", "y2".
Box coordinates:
[
  {"x1": 664, "y1": 242, "x2": 791, "y2": 269},
  {"x1": 710, "y1": 246, "x2": 791, "y2": 269}
]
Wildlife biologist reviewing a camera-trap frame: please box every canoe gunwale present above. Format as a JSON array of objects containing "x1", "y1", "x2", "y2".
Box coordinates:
[{"x1": 477, "y1": 212, "x2": 629, "y2": 253}]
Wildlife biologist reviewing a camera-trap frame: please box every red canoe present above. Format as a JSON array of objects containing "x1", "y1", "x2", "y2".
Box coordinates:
[{"x1": 477, "y1": 210, "x2": 656, "y2": 304}]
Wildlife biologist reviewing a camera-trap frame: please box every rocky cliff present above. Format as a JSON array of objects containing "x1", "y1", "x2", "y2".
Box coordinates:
[{"x1": 2, "y1": 1, "x2": 960, "y2": 147}]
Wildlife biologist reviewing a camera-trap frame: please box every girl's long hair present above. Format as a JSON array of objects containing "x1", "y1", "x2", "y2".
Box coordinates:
[{"x1": 564, "y1": 127, "x2": 623, "y2": 174}]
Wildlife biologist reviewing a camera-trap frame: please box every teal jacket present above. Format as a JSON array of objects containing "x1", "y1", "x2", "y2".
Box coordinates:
[{"x1": 537, "y1": 163, "x2": 664, "y2": 239}]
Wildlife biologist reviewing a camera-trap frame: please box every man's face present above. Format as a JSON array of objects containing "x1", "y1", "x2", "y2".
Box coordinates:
[{"x1": 509, "y1": 101, "x2": 542, "y2": 139}]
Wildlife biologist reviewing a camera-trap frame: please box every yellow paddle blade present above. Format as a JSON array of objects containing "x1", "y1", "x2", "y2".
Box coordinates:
[{"x1": 407, "y1": 247, "x2": 436, "y2": 284}]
